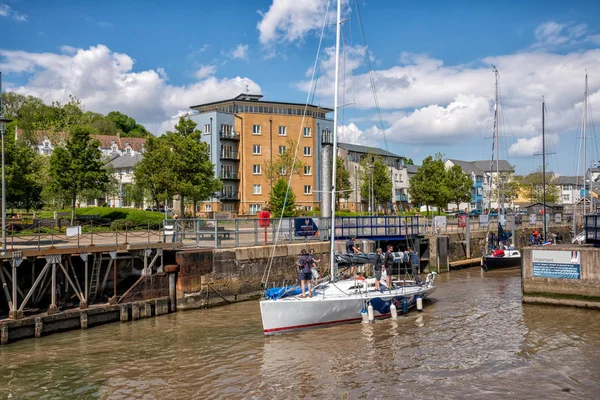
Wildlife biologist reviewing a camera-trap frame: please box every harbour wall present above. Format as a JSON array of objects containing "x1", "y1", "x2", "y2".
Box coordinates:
[{"x1": 521, "y1": 245, "x2": 600, "y2": 309}]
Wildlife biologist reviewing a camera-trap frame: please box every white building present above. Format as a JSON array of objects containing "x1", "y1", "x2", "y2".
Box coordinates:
[
  {"x1": 556, "y1": 176, "x2": 584, "y2": 205},
  {"x1": 104, "y1": 154, "x2": 144, "y2": 208}
]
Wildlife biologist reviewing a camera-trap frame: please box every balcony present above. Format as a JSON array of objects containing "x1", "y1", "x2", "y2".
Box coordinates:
[
  {"x1": 220, "y1": 131, "x2": 240, "y2": 141},
  {"x1": 220, "y1": 191, "x2": 240, "y2": 201},
  {"x1": 220, "y1": 150, "x2": 240, "y2": 160},
  {"x1": 220, "y1": 170, "x2": 240, "y2": 180}
]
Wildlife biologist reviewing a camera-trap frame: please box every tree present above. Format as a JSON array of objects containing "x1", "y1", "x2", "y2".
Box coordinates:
[
  {"x1": 268, "y1": 178, "x2": 297, "y2": 217},
  {"x1": 134, "y1": 136, "x2": 177, "y2": 210},
  {"x1": 445, "y1": 165, "x2": 472, "y2": 211},
  {"x1": 359, "y1": 155, "x2": 392, "y2": 212},
  {"x1": 408, "y1": 153, "x2": 448, "y2": 214},
  {"x1": 107, "y1": 111, "x2": 150, "y2": 138},
  {"x1": 123, "y1": 183, "x2": 146, "y2": 208},
  {"x1": 401, "y1": 156, "x2": 414, "y2": 165},
  {"x1": 49, "y1": 125, "x2": 110, "y2": 223},
  {"x1": 263, "y1": 139, "x2": 306, "y2": 185},
  {"x1": 335, "y1": 156, "x2": 352, "y2": 208},
  {"x1": 492, "y1": 172, "x2": 521, "y2": 208},
  {"x1": 520, "y1": 171, "x2": 560, "y2": 204}
]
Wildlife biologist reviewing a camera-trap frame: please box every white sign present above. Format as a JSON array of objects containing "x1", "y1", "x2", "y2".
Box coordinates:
[
  {"x1": 479, "y1": 214, "x2": 489, "y2": 227},
  {"x1": 555, "y1": 213, "x2": 562, "y2": 223},
  {"x1": 529, "y1": 214, "x2": 537, "y2": 225},
  {"x1": 434, "y1": 216, "x2": 447, "y2": 229},
  {"x1": 532, "y1": 250, "x2": 580, "y2": 279},
  {"x1": 66, "y1": 226, "x2": 81, "y2": 237}
]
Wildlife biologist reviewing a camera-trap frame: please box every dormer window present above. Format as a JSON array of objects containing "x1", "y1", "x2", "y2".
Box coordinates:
[
  {"x1": 126, "y1": 147, "x2": 131, "y2": 155},
  {"x1": 43, "y1": 140, "x2": 50, "y2": 148},
  {"x1": 112, "y1": 144, "x2": 118, "y2": 153}
]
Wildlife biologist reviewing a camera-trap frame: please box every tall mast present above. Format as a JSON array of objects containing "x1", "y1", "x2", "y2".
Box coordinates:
[
  {"x1": 583, "y1": 72, "x2": 589, "y2": 214},
  {"x1": 542, "y1": 96, "x2": 547, "y2": 241},
  {"x1": 494, "y1": 68, "x2": 500, "y2": 215},
  {"x1": 329, "y1": 0, "x2": 342, "y2": 280}
]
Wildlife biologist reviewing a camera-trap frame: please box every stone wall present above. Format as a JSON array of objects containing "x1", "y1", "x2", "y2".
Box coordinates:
[
  {"x1": 522, "y1": 245, "x2": 600, "y2": 308},
  {"x1": 175, "y1": 242, "x2": 331, "y2": 310}
]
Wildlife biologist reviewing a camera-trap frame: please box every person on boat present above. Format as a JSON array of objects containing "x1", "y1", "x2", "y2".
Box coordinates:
[
  {"x1": 374, "y1": 248, "x2": 384, "y2": 291},
  {"x1": 346, "y1": 236, "x2": 358, "y2": 253},
  {"x1": 298, "y1": 249, "x2": 314, "y2": 298},
  {"x1": 309, "y1": 248, "x2": 320, "y2": 280},
  {"x1": 384, "y1": 245, "x2": 395, "y2": 290},
  {"x1": 408, "y1": 248, "x2": 421, "y2": 285},
  {"x1": 508, "y1": 241, "x2": 515, "y2": 250}
]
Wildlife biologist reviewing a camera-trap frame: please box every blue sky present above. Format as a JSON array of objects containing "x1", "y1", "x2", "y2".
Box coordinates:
[{"x1": 2, "y1": 0, "x2": 600, "y2": 177}]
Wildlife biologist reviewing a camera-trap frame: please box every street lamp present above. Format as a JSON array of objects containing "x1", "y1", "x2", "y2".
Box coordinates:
[{"x1": 0, "y1": 114, "x2": 12, "y2": 253}]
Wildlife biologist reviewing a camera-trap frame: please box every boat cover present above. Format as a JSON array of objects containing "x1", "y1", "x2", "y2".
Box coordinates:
[{"x1": 335, "y1": 252, "x2": 380, "y2": 265}]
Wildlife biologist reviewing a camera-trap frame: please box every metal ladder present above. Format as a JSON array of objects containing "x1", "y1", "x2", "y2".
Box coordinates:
[{"x1": 88, "y1": 256, "x2": 103, "y2": 300}]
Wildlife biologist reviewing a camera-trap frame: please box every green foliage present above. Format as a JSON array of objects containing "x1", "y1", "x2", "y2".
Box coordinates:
[
  {"x1": 359, "y1": 155, "x2": 393, "y2": 210},
  {"x1": 268, "y1": 178, "x2": 297, "y2": 217},
  {"x1": 520, "y1": 170, "x2": 560, "y2": 204},
  {"x1": 445, "y1": 164, "x2": 472, "y2": 210},
  {"x1": 401, "y1": 156, "x2": 414, "y2": 165},
  {"x1": 492, "y1": 172, "x2": 521, "y2": 204},
  {"x1": 408, "y1": 153, "x2": 448, "y2": 213},
  {"x1": 263, "y1": 138, "x2": 306, "y2": 182},
  {"x1": 107, "y1": 111, "x2": 150, "y2": 138},
  {"x1": 335, "y1": 156, "x2": 352, "y2": 206},
  {"x1": 49, "y1": 125, "x2": 110, "y2": 223}
]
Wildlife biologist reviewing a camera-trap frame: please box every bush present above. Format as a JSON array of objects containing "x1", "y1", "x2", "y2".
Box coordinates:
[{"x1": 37, "y1": 207, "x2": 165, "y2": 228}]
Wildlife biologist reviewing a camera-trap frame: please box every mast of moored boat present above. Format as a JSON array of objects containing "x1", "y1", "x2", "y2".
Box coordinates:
[
  {"x1": 542, "y1": 96, "x2": 547, "y2": 241},
  {"x1": 329, "y1": 0, "x2": 342, "y2": 281},
  {"x1": 583, "y1": 72, "x2": 589, "y2": 214},
  {"x1": 494, "y1": 68, "x2": 501, "y2": 220}
]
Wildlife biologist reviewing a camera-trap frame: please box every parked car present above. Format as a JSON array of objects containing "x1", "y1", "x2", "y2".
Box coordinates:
[
  {"x1": 469, "y1": 210, "x2": 482, "y2": 216},
  {"x1": 572, "y1": 230, "x2": 586, "y2": 244}
]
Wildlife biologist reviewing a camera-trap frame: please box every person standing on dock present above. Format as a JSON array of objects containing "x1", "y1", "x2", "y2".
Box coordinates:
[
  {"x1": 408, "y1": 248, "x2": 421, "y2": 285},
  {"x1": 298, "y1": 249, "x2": 314, "y2": 298}
]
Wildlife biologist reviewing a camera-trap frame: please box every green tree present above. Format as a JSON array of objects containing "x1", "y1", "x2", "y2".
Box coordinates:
[
  {"x1": 335, "y1": 156, "x2": 352, "y2": 208},
  {"x1": 268, "y1": 178, "x2": 297, "y2": 217},
  {"x1": 521, "y1": 171, "x2": 560, "y2": 204},
  {"x1": 491, "y1": 172, "x2": 521, "y2": 208},
  {"x1": 408, "y1": 153, "x2": 448, "y2": 214},
  {"x1": 123, "y1": 183, "x2": 146, "y2": 208},
  {"x1": 263, "y1": 139, "x2": 306, "y2": 186},
  {"x1": 134, "y1": 136, "x2": 176, "y2": 210},
  {"x1": 107, "y1": 111, "x2": 150, "y2": 138},
  {"x1": 49, "y1": 125, "x2": 110, "y2": 223},
  {"x1": 359, "y1": 155, "x2": 392, "y2": 212},
  {"x1": 445, "y1": 164, "x2": 472, "y2": 211},
  {"x1": 401, "y1": 156, "x2": 414, "y2": 165}
]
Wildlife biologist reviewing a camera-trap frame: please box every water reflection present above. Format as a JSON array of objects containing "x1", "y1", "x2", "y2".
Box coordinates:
[{"x1": 0, "y1": 269, "x2": 598, "y2": 399}]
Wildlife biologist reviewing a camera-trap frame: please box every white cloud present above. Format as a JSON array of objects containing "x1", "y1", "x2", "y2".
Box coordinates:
[
  {"x1": 0, "y1": 44, "x2": 261, "y2": 134},
  {"x1": 229, "y1": 44, "x2": 249, "y2": 60},
  {"x1": 508, "y1": 134, "x2": 560, "y2": 157},
  {"x1": 0, "y1": 3, "x2": 27, "y2": 21},
  {"x1": 97, "y1": 21, "x2": 113, "y2": 28},
  {"x1": 194, "y1": 65, "x2": 217, "y2": 79},
  {"x1": 257, "y1": 0, "x2": 330, "y2": 45},
  {"x1": 531, "y1": 21, "x2": 599, "y2": 50}
]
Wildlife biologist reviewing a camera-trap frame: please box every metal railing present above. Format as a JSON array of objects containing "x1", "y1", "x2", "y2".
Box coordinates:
[
  {"x1": 220, "y1": 151, "x2": 240, "y2": 160},
  {"x1": 219, "y1": 170, "x2": 239, "y2": 179},
  {"x1": 219, "y1": 131, "x2": 240, "y2": 140}
]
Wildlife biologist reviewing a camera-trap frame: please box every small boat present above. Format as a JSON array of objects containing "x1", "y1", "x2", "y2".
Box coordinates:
[{"x1": 483, "y1": 248, "x2": 521, "y2": 271}]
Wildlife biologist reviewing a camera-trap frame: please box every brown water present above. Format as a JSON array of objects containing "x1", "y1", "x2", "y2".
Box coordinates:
[{"x1": 1, "y1": 269, "x2": 599, "y2": 399}]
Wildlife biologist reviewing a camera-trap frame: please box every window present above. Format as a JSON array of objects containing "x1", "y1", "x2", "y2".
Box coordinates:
[
  {"x1": 304, "y1": 206, "x2": 313, "y2": 211},
  {"x1": 249, "y1": 204, "x2": 262, "y2": 215},
  {"x1": 205, "y1": 204, "x2": 212, "y2": 212},
  {"x1": 303, "y1": 127, "x2": 311, "y2": 137},
  {"x1": 253, "y1": 164, "x2": 261, "y2": 175},
  {"x1": 303, "y1": 146, "x2": 311, "y2": 156},
  {"x1": 304, "y1": 166, "x2": 312, "y2": 175},
  {"x1": 253, "y1": 144, "x2": 261, "y2": 155},
  {"x1": 278, "y1": 126, "x2": 287, "y2": 136},
  {"x1": 253, "y1": 124, "x2": 261, "y2": 135},
  {"x1": 304, "y1": 185, "x2": 312, "y2": 195},
  {"x1": 204, "y1": 124, "x2": 211, "y2": 134},
  {"x1": 279, "y1": 166, "x2": 287, "y2": 175},
  {"x1": 278, "y1": 145, "x2": 286, "y2": 155},
  {"x1": 126, "y1": 148, "x2": 131, "y2": 155},
  {"x1": 253, "y1": 184, "x2": 262, "y2": 195},
  {"x1": 221, "y1": 204, "x2": 234, "y2": 212},
  {"x1": 563, "y1": 194, "x2": 570, "y2": 201}
]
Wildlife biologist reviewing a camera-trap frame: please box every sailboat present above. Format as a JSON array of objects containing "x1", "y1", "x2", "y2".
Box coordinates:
[
  {"x1": 259, "y1": 0, "x2": 436, "y2": 334},
  {"x1": 483, "y1": 68, "x2": 521, "y2": 271}
]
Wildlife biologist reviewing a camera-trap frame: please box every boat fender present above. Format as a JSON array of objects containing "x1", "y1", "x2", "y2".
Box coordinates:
[
  {"x1": 367, "y1": 303, "x2": 374, "y2": 322},
  {"x1": 402, "y1": 299, "x2": 408, "y2": 316},
  {"x1": 390, "y1": 303, "x2": 398, "y2": 320},
  {"x1": 361, "y1": 309, "x2": 369, "y2": 324},
  {"x1": 416, "y1": 296, "x2": 423, "y2": 312}
]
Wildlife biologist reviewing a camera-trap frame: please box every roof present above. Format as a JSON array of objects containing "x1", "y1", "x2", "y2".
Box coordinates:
[
  {"x1": 16, "y1": 129, "x2": 146, "y2": 151},
  {"x1": 555, "y1": 176, "x2": 584, "y2": 185},
  {"x1": 447, "y1": 159, "x2": 514, "y2": 175},
  {"x1": 106, "y1": 154, "x2": 143, "y2": 169},
  {"x1": 406, "y1": 164, "x2": 420, "y2": 174},
  {"x1": 525, "y1": 202, "x2": 563, "y2": 208},
  {"x1": 338, "y1": 142, "x2": 401, "y2": 159},
  {"x1": 190, "y1": 93, "x2": 333, "y2": 113}
]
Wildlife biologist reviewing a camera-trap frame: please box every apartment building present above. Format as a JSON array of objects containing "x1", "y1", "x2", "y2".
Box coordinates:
[
  {"x1": 556, "y1": 176, "x2": 584, "y2": 205},
  {"x1": 190, "y1": 94, "x2": 333, "y2": 216},
  {"x1": 337, "y1": 143, "x2": 407, "y2": 212}
]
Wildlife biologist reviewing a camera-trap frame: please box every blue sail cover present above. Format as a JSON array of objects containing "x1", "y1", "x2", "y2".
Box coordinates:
[{"x1": 497, "y1": 222, "x2": 512, "y2": 242}]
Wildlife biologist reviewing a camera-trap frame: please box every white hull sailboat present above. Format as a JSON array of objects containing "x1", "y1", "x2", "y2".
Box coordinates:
[{"x1": 259, "y1": 0, "x2": 436, "y2": 335}]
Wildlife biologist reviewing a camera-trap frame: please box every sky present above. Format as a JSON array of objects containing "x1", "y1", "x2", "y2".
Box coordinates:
[{"x1": 2, "y1": 0, "x2": 600, "y2": 176}]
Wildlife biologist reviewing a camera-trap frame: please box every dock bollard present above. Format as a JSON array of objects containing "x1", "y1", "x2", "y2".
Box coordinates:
[
  {"x1": 164, "y1": 265, "x2": 180, "y2": 313},
  {"x1": 390, "y1": 303, "x2": 398, "y2": 320},
  {"x1": 402, "y1": 299, "x2": 408, "y2": 316},
  {"x1": 416, "y1": 296, "x2": 423, "y2": 312}
]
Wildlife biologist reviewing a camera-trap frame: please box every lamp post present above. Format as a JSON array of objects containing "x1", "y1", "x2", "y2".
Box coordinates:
[{"x1": 0, "y1": 115, "x2": 12, "y2": 253}]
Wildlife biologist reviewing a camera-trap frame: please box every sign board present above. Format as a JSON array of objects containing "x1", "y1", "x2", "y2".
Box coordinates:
[
  {"x1": 532, "y1": 250, "x2": 581, "y2": 279},
  {"x1": 295, "y1": 218, "x2": 319, "y2": 236},
  {"x1": 458, "y1": 215, "x2": 467, "y2": 228},
  {"x1": 555, "y1": 213, "x2": 562, "y2": 223},
  {"x1": 479, "y1": 214, "x2": 489, "y2": 227},
  {"x1": 433, "y1": 216, "x2": 446, "y2": 229},
  {"x1": 529, "y1": 214, "x2": 537, "y2": 225},
  {"x1": 214, "y1": 212, "x2": 231, "y2": 220},
  {"x1": 66, "y1": 226, "x2": 81, "y2": 237}
]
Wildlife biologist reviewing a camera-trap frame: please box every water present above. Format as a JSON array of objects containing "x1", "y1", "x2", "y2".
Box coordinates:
[{"x1": 1, "y1": 269, "x2": 599, "y2": 399}]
